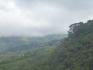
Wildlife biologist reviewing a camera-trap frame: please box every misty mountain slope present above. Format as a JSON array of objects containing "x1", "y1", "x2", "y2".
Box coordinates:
[
  {"x1": 11, "y1": 20, "x2": 93, "y2": 70},
  {"x1": 1, "y1": 20, "x2": 93, "y2": 70},
  {"x1": 0, "y1": 34, "x2": 66, "y2": 53},
  {"x1": 0, "y1": 34, "x2": 67, "y2": 70}
]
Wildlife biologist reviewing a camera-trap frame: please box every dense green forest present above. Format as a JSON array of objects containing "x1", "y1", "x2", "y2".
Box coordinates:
[
  {"x1": 0, "y1": 34, "x2": 66, "y2": 70},
  {"x1": 0, "y1": 20, "x2": 93, "y2": 70},
  {"x1": 45, "y1": 20, "x2": 93, "y2": 70}
]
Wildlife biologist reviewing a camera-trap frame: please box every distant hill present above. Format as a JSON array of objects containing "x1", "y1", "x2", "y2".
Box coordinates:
[{"x1": 0, "y1": 34, "x2": 67, "y2": 53}]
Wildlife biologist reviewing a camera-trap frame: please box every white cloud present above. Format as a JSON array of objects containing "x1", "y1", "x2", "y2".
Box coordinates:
[{"x1": 0, "y1": 0, "x2": 93, "y2": 36}]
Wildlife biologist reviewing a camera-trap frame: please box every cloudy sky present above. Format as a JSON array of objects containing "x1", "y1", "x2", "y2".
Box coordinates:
[{"x1": 0, "y1": 0, "x2": 93, "y2": 36}]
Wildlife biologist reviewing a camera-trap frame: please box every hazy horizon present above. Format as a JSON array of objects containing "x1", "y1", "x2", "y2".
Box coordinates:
[{"x1": 0, "y1": 0, "x2": 93, "y2": 36}]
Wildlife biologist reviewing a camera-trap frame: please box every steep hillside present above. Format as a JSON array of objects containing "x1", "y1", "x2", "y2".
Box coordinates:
[
  {"x1": 17, "y1": 20, "x2": 93, "y2": 70},
  {"x1": 45, "y1": 20, "x2": 93, "y2": 70}
]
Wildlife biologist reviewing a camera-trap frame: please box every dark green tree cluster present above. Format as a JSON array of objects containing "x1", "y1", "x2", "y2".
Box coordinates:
[{"x1": 69, "y1": 20, "x2": 93, "y2": 38}]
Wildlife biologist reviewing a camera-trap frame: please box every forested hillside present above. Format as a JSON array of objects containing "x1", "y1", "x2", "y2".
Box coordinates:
[
  {"x1": 0, "y1": 34, "x2": 66, "y2": 70},
  {"x1": 44, "y1": 20, "x2": 93, "y2": 70},
  {"x1": 0, "y1": 20, "x2": 93, "y2": 70}
]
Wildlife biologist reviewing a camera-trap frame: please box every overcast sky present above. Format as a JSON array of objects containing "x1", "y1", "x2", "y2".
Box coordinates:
[{"x1": 0, "y1": 0, "x2": 93, "y2": 36}]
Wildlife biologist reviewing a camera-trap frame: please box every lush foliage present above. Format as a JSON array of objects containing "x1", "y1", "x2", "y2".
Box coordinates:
[
  {"x1": 0, "y1": 20, "x2": 93, "y2": 70},
  {"x1": 0, "y1": 34, "x2": 66, "y2": 70},
  {"x1": 45, "y1": 20, "x2": 93, "y2": 70}
]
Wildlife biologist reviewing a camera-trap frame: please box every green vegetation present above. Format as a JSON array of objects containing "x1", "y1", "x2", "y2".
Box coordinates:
[
  {"x1": 0, "y1": 34, "x2": 66, "y2": 70},
  {"x1": 45, "y1": 20, "x2": 93, "y2": 70},
  {"x1": 0, "y1": 20, "x2": 93, "y2": 70}
]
